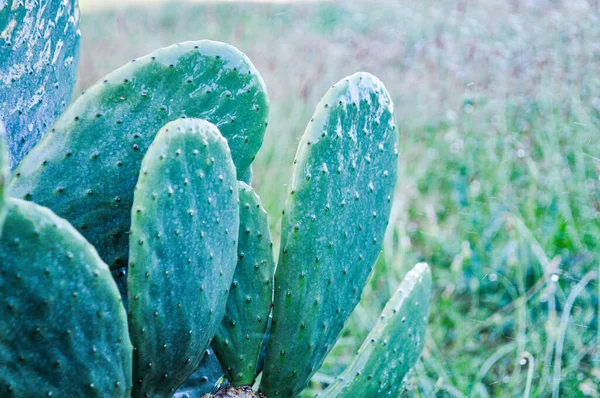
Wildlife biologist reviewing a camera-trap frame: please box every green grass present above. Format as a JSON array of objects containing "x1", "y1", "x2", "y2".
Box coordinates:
[{"x1": 78, "y1": 0, "x2": 600, "y2": 396}]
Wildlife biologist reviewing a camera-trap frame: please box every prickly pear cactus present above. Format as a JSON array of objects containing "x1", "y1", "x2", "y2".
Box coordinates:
[
  {"x1": 0, "y1": 122, "x2": 7, "y2": 234},
  {"x1": 0, "y1": 0, "x2": 80, "y2": 169},
  {"x1": 212, "y1": 181, "x2": 275, "y2": 386},
  {"x1": 260, "y1": 72, "x2": 399, "y2": 397},
  {"x1": 0, "y1": 198, "x2": 132, "y2": 397},
  {"x1": 10, "y1": 40, "x2": 269, "y2": 269},
  {"x1": 128, "y1": 118, "x2": 239, "y2": 397},
  {"x1": 319, "y1": 263, "x2": 432, "y2": 397},
  {"x1": 174, "y1": 349, "x2": 224, "y2": 398}
]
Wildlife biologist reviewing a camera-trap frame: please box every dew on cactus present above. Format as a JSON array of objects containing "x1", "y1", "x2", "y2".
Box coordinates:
[{"x1": 0, "y1": 0, "x2": 80, "y2": 169}]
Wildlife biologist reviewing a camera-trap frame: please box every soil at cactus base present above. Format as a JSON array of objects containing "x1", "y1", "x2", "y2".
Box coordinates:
[{"x1": 202, "y1": 386, "x2": 267, "y2": 398}]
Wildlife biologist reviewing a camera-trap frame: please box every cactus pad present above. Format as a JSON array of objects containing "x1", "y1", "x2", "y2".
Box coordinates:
[
  {"x1": 319, "y1": 263, "x2": 432, "y2": 397},
  {"x1": 128, "y1": 118, "x2": 239, "y2": 397},
  {"x1": 260, "y1": 72, "x2": 399, "y2": 397},
  {"x1": 212, "y1": 181, "x2": 275, "y2": 386},
  {"x1": 10, "y1": 40, "x2": 268, "y2": 269},
  {"x1": 0, "y1": 198, "x2": 132, "y2": 397},
  {"x1": 0, "y1": 0, "x2": 80, "y2": 169}
]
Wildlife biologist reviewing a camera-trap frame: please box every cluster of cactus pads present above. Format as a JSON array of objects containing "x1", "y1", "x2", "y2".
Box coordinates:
[{"x1": 0, "y1": 1, "x2": 432, "y2": 397}]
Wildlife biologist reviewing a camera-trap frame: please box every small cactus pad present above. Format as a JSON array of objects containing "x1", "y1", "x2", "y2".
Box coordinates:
[
  {"x1": 0, "y1": 198, "x2": 132, "y2": 397},
  {"x1": 128, "y1": 119, "x2": 239, "y2": 397},
  {"x1": 319, "y1": 263, "x2": 432, "y2": 397},
  {"x1": 260, "y1": 73, "x2": 399, "y2": 397},
  {"x1": 0, "y1": 0, "x2": 80, "y2": 169},
  {"x1": 174, "y1": 349, "x2": 224, "y2": 398},
  {"x1": 10, "y1": 40, "x2": 268, "y2": 269},
  {"x1": 212, "y1": 182, "x2": 275, "y2": 386},
  {"x1": 0, "y1": 122, "x2": 8, "y2": 234}
]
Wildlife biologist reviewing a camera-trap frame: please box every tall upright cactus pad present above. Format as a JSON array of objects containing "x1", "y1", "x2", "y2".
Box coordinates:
[
  {"x1": 212, "y1": 182, "x2": 275, "y2": 386},
  {"x1": 174, "y1": 349, "x2": 224, "y2": 398},
  {"x1": 128, "y1": 119, "x2": 239, "y2": 397},
  {"x1": 261, "y1": 73, "x2": 399, "y2": 397},
  {"x1": 10, "y1": 40, "x2": 268, "y2": 269},
  {"x1": 319, "y1": 263, "x2": 432, "y2": 397},
  {"x1": 0, "y1": 0, "x2": 80, "y2": 169},
  {"x1": 0, "y1": 198, "x2": 132, "y2": 397},
  {"x1": 0, "y1": 122, "x2": 8, "y2": 234}
]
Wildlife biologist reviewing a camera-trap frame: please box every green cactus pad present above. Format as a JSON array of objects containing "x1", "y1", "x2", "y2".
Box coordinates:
[
  {"x1": 128, "y1": 119, "x2": 239, "y2": 397},
  {"x1": 319, "y1": 263, "x2": 432, "y2": 397},
  {"x1": 0, "y1": 122, "x2": 8, "y2": 234},
  {"x1": 10, "y1": 40, "x2": 268, "y2": 269},
  {"x1": 212, "y1": 181, "x2": 275, "y2": 386},
  {"x1": 174, "y1": 349, "x2": 224, "y2": 398},
  {"x1": 0, "y1": 0, "x2": 80, "y2": 169},
  {"x1": 0, "y1": 198, "x2": 132, "y2": 397},
  {"x1": 260, "y1": 72, "x2": 399, "y2": 397}
]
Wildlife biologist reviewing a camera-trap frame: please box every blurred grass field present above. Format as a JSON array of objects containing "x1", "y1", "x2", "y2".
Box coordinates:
[{"x1": 78, "y1": 0, "x2": 600, "y2": 396}]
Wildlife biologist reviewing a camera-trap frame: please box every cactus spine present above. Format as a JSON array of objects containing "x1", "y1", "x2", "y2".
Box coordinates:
[
  {"x1": 212, "y1": 182, "x2": 275, "y2": 386},
  {"x1": 260, "y1": 72, "x2": 399, "y2": 397},
  {"x1": 0, "y1": 0, "x2": 80, "y2": 169},
  {"x1": 0, "y1": 198, "x2": 132, "y2": 396},
  {"x1": 128, "y1": 119, "x2": 239, "y2": 397},
  {"x1": 10, "y1": 40, "x2": 269, "y2": 269}
]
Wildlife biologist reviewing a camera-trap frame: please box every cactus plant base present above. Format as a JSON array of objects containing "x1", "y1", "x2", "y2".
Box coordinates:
[{"x1": 202, "y1": 386, "x2": 266, "y2": 398}]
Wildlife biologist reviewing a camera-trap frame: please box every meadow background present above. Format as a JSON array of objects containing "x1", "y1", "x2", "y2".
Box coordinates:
[{"x1": 78, "y1": 0, "x2": 600, "y2": 396}]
